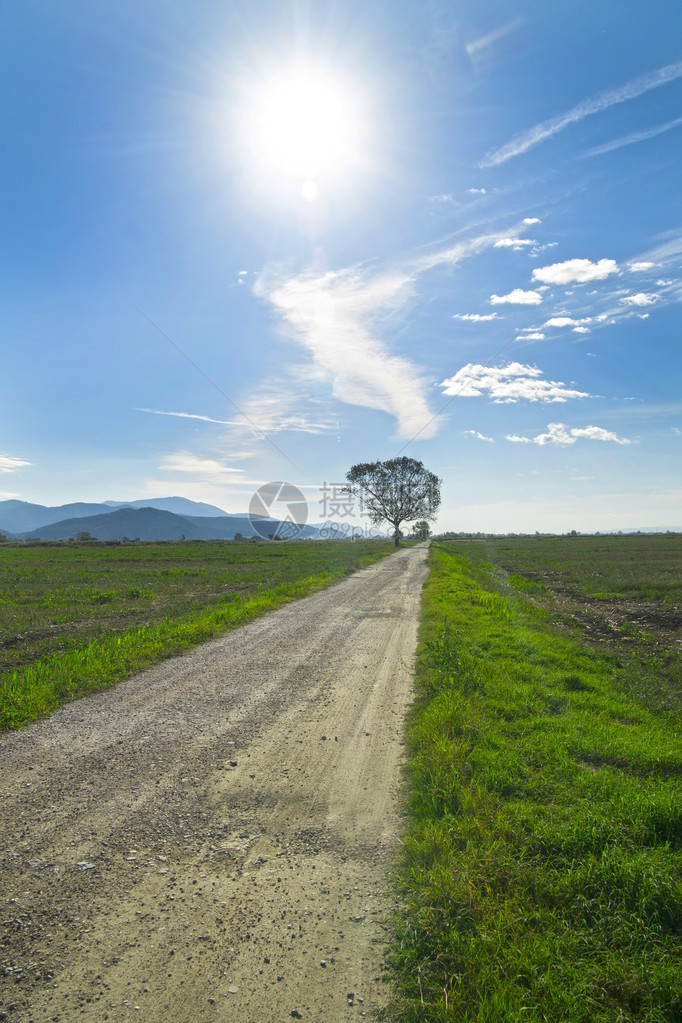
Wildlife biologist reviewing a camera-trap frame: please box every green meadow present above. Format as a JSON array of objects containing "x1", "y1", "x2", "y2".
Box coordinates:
[
  {"x1": 0, "y1": 538, "x2": 394, "y2": 729},
  {"x1": 388, "y1": 536, "x2": 681, "y2": 1022}
]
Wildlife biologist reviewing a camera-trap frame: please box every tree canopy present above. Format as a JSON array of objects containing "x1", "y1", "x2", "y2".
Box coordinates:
[{"x1": 345, "y1": 457, "x2": 441, "y2": 546}]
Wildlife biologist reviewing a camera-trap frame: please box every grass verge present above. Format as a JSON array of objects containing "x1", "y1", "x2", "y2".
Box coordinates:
[
  {"x1": 385, "y1": 542, "x2": 681, "y2": 1022},
  {"x1": 0, "y1": 540, "x2": 394, "y2": 729}
]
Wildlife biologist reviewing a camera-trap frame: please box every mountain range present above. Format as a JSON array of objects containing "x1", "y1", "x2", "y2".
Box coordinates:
[{"x1": 0, "y1": 497, "x2": 351, "y2": 541}]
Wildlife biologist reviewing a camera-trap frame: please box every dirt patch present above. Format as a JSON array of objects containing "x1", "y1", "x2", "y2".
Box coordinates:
[{"x1": 0, "y1": 545, "x2": 428, "y2": 1022}]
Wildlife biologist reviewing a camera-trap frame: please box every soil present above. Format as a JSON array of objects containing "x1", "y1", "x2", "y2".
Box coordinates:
[{"x1": 0, "y1": 544, "x2": 429, "y2": 1023}]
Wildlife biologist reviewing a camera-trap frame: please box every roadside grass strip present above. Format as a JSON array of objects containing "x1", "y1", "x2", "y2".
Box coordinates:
[
  {"x1": 387, "y1": 544, "x2": 681, "y2": 1022},
  {"x1": 0, "y1": 544, "x2": 393, "y2": 730}
]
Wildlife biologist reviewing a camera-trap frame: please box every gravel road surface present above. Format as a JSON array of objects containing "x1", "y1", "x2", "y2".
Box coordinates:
[{"x1": 0, "y1": 543, "x2": 428, "y2": 1022}]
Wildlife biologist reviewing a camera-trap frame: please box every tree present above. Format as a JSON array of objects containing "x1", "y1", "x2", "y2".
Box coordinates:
[
  {"x1": 76, "y1": 530, "x2": 92, "y2": 542},
  {"x1": 345, "y1": 457, "x2": 441, "y2": 547},
  {"x1": 412, "y1": 520, "x2": 431, "y2": 539}
]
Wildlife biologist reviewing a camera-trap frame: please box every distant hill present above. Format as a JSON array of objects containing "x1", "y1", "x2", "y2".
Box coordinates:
[
  {"x1": 0, "y1": 500, "x2": 129, "y2": 534},
  {"x1": 19, "y1": 507, "x2": 323, "y2": 542},
  {"x1": 0, "y1": 496, "x2": 231, "y2": 534},
  {"x1": 21, "y1": 508, "x2": 212, "y2": 542},
  {"x1": 103, "y1": 497, "x2": 230, "y2": 518}
]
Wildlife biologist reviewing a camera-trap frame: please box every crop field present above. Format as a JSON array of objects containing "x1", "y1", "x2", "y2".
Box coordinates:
[
  {"x1": 389, "y1": 535, "x2": 681, "y2": 1022},
  {"x1": 0, "y1": 538, "x2": 395, "y2": 729}
]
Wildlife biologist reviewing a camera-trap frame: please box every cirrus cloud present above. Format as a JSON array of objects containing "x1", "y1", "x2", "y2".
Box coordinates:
[
  {"x1": 0, "y1": 454, "x2": 31, "y2": 473},
  {"x1": 480, "y1": 60, "x2": 682, "y2": 167}
]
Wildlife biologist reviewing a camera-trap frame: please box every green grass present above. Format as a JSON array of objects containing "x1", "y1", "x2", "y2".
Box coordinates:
[
  {"x1": 0, "y1": 539, "x2": 395, "y2": 729},
  {"x1": 386, "y1": 541, "x2": 681, "y2": 1022},
  {"x1": 463, "y1": 532, "x2": 682, "y2": 605}
]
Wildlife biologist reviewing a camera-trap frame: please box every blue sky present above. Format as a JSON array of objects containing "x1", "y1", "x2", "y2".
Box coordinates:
[{"x1": 2, "y1": 0, "x2": 681, "y2": 532}]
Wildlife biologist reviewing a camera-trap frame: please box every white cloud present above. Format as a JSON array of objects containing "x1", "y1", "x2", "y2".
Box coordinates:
[
  {"x1": 532, "y1": 258, "x2": 619, "y2": 284},
  {"x1": 620, "y1": 292, "x2": 657, "y2": 306},
  {"x1": 584, "y1": 115, "x2": 682, "y2": 158},
  {"x1": 507, "y1": 422, "x2": 631, "y2": 445},
  {"x1": 523, "y1": 217, "x2": 541, "y2": 225},
  {"x1": 629, "y1": 262, "x2": 656, "y2": 272},
  {"x1": 469, "y1": 187, "x2": 487, "y2": 193},
  {"x1": 0, "y1": 454, "x2": 31, "y2": 473},
  {"x1": 518, "y1": 332, "x2": 546, "y2": 341},
  {"x1": 544, "y1": 316, "x2": 593, "y2": 328},
  {"x1": 490, "y1": 289, "x2": 543, "y2": 305},
  {"x1": 452, "y1": 312, "x2": 499, "y2": 321},
  {"x1": 255, "y1": 231, "x2": 504, "y2": 441},
  {"x1": 463, "y1": 429, "x2": 494, "y2": 443},
  {"x1": 480, "y1": 60, "x2": 682, "y2": 166},
  {"x1": 494, "y1": 237, "x2": 536, "y2": 249},
  {"x1": 573, "y1": 326, "x2": 590, "y2": 334},
  {"x1": 530, "y1": 242, "x2": 558, "y2": 255},
  {"x1": 441, "y1": 363, "x2": 590, "y2": 403},
  {"x1": 571, "y1": 425, "x2": 631, "y2": 444},
  {"x1": 255, "y1": 267, "x2": 434, "y2": 440},
  {"x1": 159, "y1": 453, "x2": 247, "y2": 476},
  {"x1": 431, "y1": 193, "x2": 456, "y2": 204}
]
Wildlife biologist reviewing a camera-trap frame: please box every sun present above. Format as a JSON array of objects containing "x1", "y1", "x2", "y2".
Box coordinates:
[{"x1": 244, "y1": 67, "x2": 361, "y2": 198}]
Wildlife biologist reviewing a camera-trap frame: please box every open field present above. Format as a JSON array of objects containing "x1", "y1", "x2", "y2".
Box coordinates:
[
  {"x1": 0, "y1": 539, "x2": 395, "y2": 729},
  {"x1": 449, "y1": 533, "x2": 682, "y2": 715},
  {"x1": 387, "y1": 537, "x2": 681, "y2": 1022}
]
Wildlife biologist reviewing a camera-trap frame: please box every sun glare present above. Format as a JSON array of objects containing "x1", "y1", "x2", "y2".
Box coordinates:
[{"x1": 244, "y1": 67, "x2": 361, "y2": 198}]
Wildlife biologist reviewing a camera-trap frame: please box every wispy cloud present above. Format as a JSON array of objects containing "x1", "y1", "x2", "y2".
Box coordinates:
[
  {"x1": 532, "y1": 258, "x2": 619, "y2": 284},
  {"x1": 490, "y1": 289, "x2": 543, "y2": 305},
  {"x1": 254, "y1": 231, "x2": 503, "y2": 440},
  {"x1": 0, "y1": 454, "x2": 31, "y2": 473},
  {"x1": 628, "y1": 262, "x2": 656, "y2": 272},
  {"x1": 507, "y1": 423, "x2": 631, "y2": 445},
  {"x1": 159, "y1": 453, "x2": 247, "y2": 476},
  {"x1": 138, "y1": 408, "x2": 235, "y2": 427},
  {"x1": 523, "y1": 217, "x2": 541, "y2": 225},
  {"x1": 480, "y1": 60, "x2": 682, "y2": 167},
  {"x1": 138, "y1": 402, "x2": 333, "y2": 437},
  {"x1": 441, "y1": 363, "x2": 591, "y2": 403},
  {"x1": 464, "y1": 429, "x2": 494, "y2": 442},
  {"x1": 584, "y1": 115, "x2": 682, "y2": 158},
  {"x1": 255, "y1": 267, "x2": 433, "y2": 440},
  {"x1": 517, "y1": 331, "x2": 546, "y2": 341},
  {"x1": 452, "y1": 312, "x2": 499, "y2": 321}
]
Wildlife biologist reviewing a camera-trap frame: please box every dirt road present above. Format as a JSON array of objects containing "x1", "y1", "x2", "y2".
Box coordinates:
[{"x1": 0, "y1": 544, "x2": 428, "y2": 1022}]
